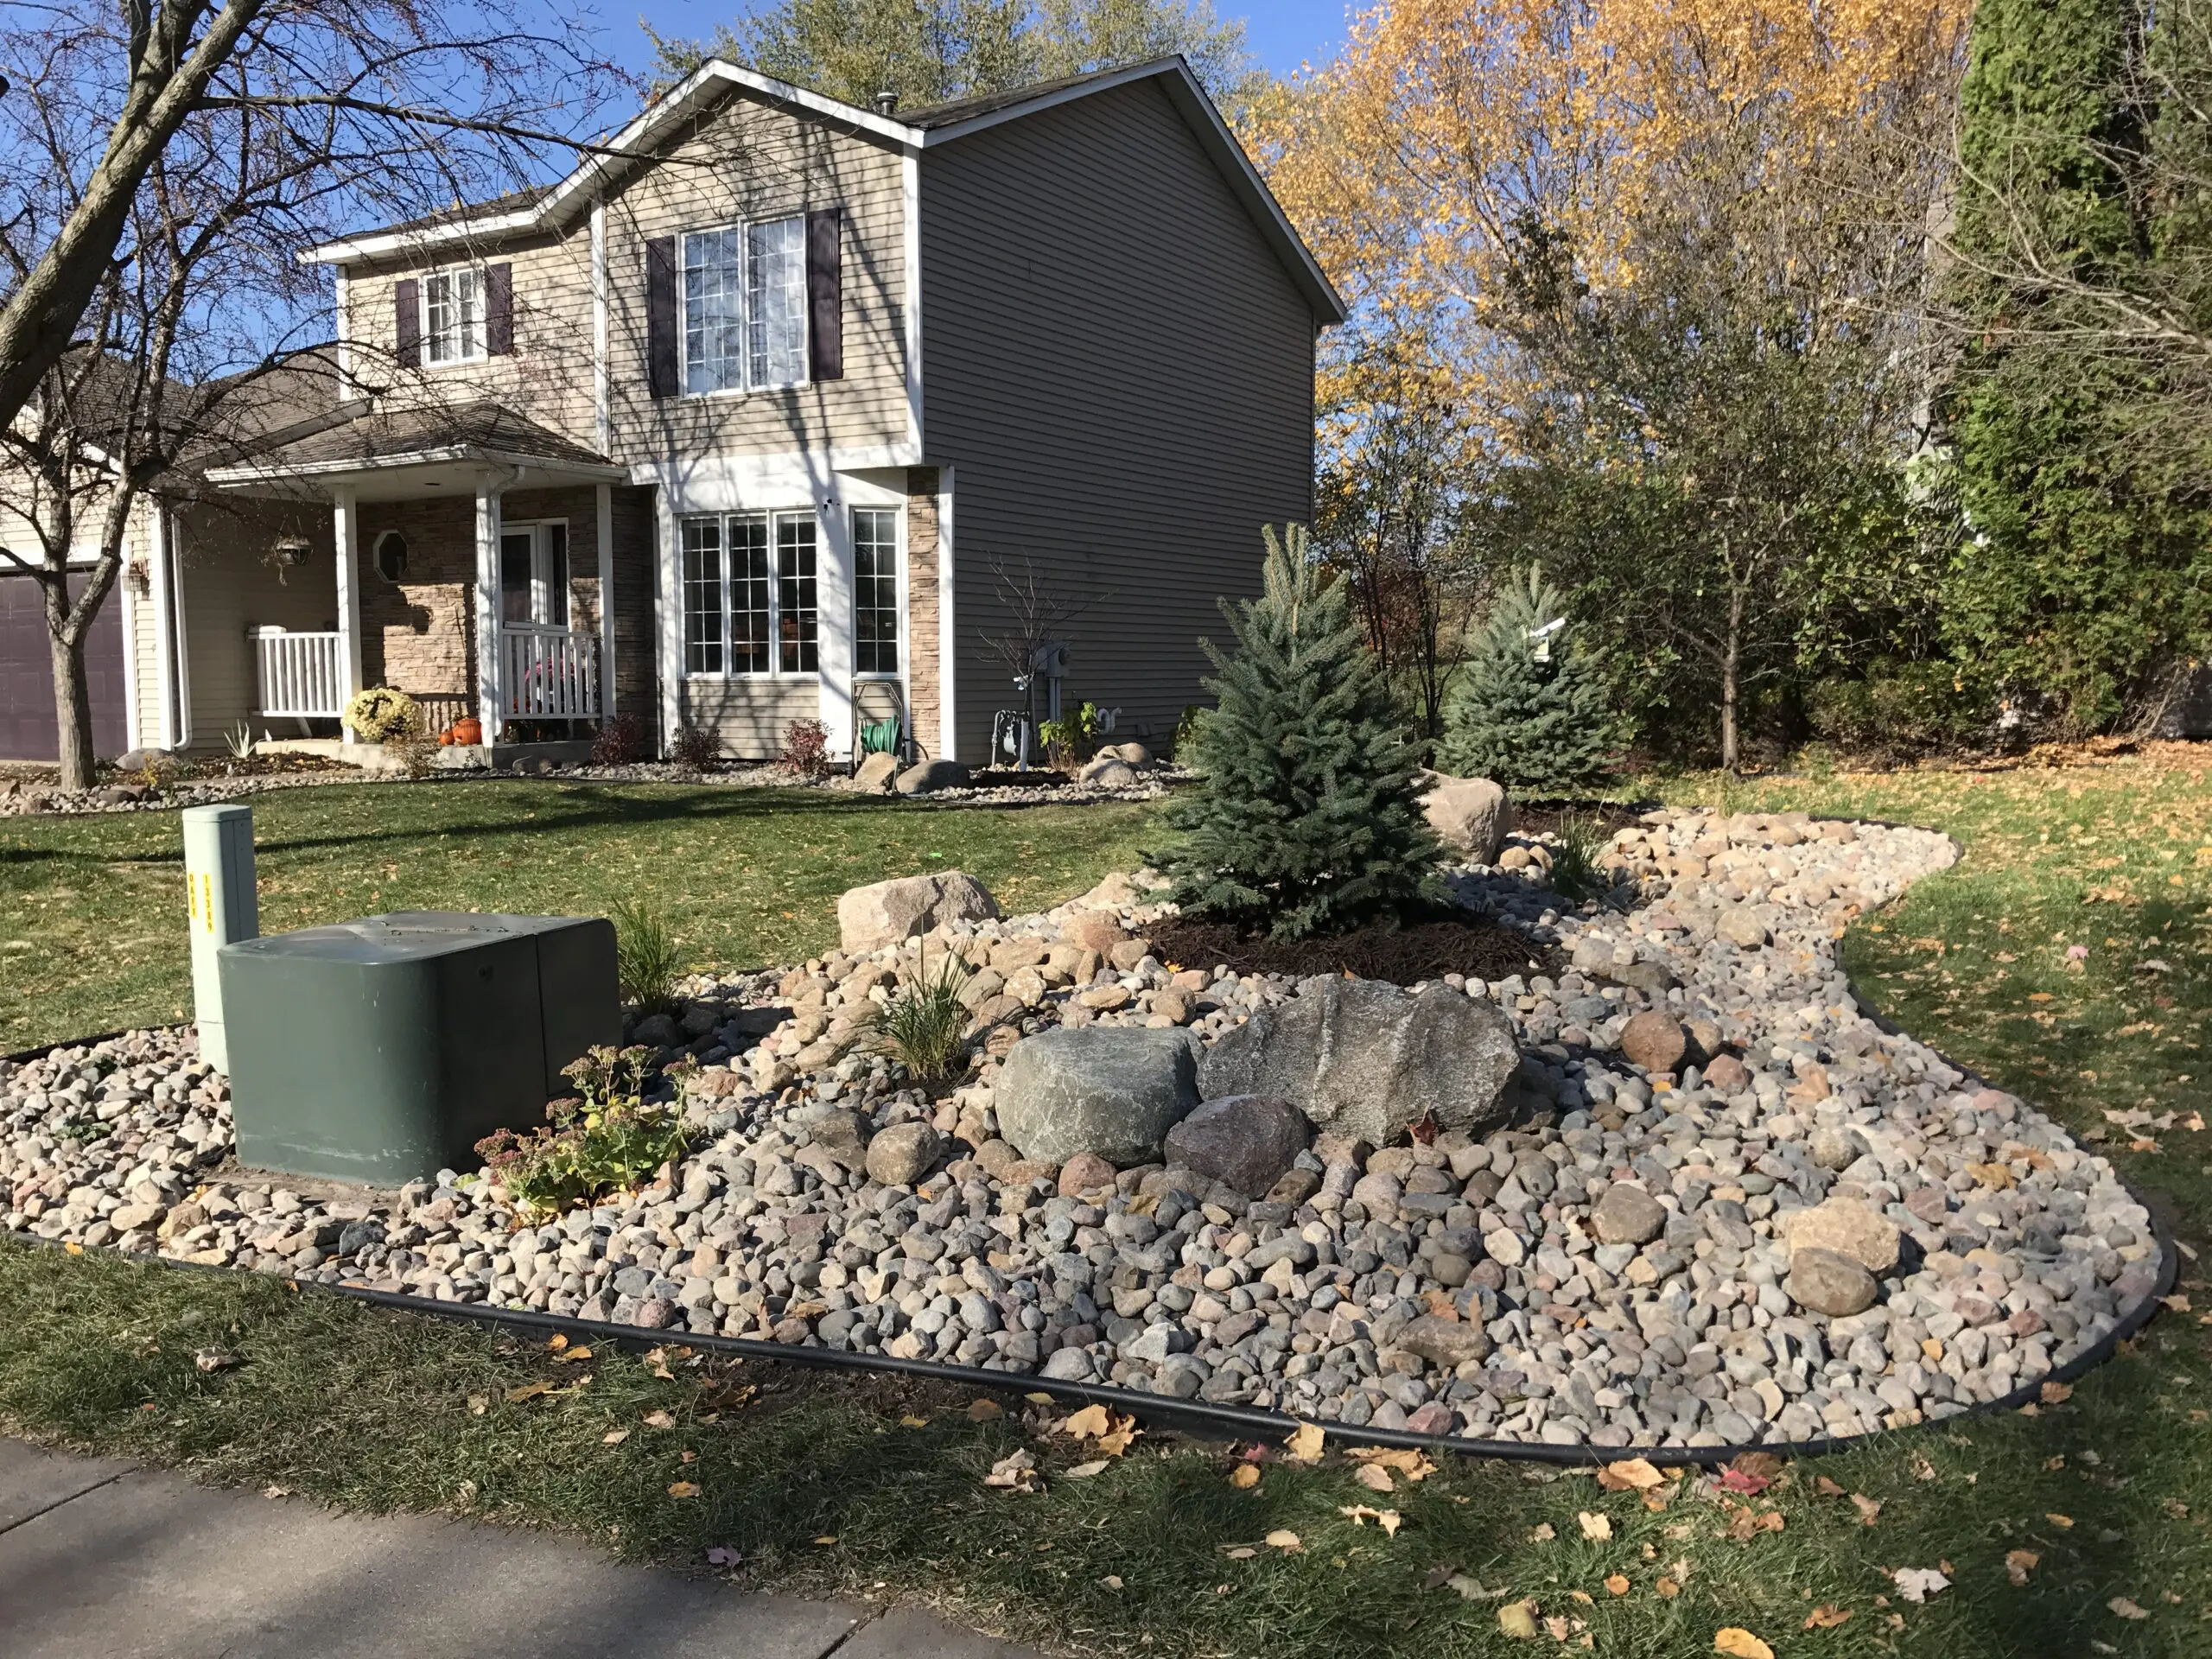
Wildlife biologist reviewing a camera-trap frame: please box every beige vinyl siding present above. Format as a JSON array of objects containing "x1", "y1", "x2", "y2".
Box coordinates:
[
  {"x1": 337, "y1": 84, "x2": 912, "y2": 466},
  {"x1": 600, "y1": 89, "x2": 911, "y2": 465},
  {"x1": 683, "y1": 676, "x2": 817, "y2": 760},
  {"x1": 344, "y1": 232, "x2": 600, "y2": 446},
  {"x1": 170, "y1": 501, "x2": 343, "y2": 750},
  {"x1": 919, "y1": 79, "x2": 1317, "y2": 762}
]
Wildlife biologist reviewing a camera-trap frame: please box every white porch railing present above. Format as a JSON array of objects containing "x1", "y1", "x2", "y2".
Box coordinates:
[
  {"x1": 251, "y1": 627, "x2": 345, "y2": 718},
  {"x1": 501, "y1": 626, "x2": 600, "y2": 720}
]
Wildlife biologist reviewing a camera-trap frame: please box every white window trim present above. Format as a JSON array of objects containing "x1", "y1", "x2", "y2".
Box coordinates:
[
  {"x1": 850, "y1": 504, "x2": 904, "y2": 683},
  {"x1": 677, "y1": 216, "x2": 810, "y2": 401},
  {"x1": 497, "y1": 518, "x2": 571, "y2": 630},
  {"x1": 681, "y1": 508, "x2": 820, "y2": 682},
  {"x1": 421, "y1": 264, "x2": 489, "y2": 367}
]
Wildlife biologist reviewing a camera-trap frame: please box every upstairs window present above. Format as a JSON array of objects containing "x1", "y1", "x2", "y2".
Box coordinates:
[
  {"x1": 682, "y1": 217, "x2": 807, "y2": 395},
  {"x1": 423, "y1": 266, "x2": 485, "y2": 363}
]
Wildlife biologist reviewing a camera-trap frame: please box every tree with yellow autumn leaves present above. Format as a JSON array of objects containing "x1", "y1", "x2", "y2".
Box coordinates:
[{"x1": 1244, "y1": 0, "x2": 1971, "y2": 768}]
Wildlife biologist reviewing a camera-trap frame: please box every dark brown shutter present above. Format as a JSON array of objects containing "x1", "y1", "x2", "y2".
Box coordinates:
[
  {"x1": 806, "y1": 207, "x2": 842, "y2": 382},
  {"x1": 394, "y1": 278, "x2": 421, "y2": 368},
  {"x1": 645, "y1": 235, "x2": 677, "y2": 398},
  {"x1": 485, "y1": 262, "x2": 513, "y2": 356}
]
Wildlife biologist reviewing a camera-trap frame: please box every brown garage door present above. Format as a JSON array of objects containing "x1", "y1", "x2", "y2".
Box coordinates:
[{"x1": 0, "y1": 570, "x2": 130, "y2": 761}]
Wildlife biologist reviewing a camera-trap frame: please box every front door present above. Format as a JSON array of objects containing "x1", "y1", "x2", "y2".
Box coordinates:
[{"x1": 499, "y1": 523, "x2": 569, "y2": 629}]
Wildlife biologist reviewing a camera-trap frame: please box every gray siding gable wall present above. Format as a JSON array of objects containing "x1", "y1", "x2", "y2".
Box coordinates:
[{"x1": 919, "y1": 77, "x2": 1317, "y2": 762}]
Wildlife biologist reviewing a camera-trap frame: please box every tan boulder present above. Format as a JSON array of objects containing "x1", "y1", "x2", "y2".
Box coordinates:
[
  {"x1": 836, "y1": 871, "x2": 1001, "y2": 953},
  {"x1": 1418, "y1": 772, "x2": 1513, "y2": 863},
  {"x1": 1783, "y1": 1198, "x2": 1901, "y2": 1274}
]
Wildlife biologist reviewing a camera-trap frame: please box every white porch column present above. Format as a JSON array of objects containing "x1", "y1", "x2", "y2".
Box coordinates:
[
  {"x1": 148, "y1": 506, "x2": 177, "y2": 748},
  {"x1": 595, "y1": 483, "x2": 616, "y2": 717},
  {"x1": 474, "y1": 480, "x2": 502, "y2": 741},
  {"x1": 654, "y1": 486, "x2": 680, "y2": 755},
  {"x1": 816, "y1": 497, "x2": 855, "y2": 759},
  {"x1": 333, "y1": 486, "x2": 363, "y2": 737}
]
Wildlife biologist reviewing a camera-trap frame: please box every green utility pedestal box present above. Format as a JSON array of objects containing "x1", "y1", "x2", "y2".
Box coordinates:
[{"x1": 219, "y1": 911, "x2": 620, "y2": 1185}]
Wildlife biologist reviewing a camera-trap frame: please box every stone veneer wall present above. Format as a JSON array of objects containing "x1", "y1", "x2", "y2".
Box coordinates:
[
  {"x1": 353, "y1": 484, "x2": 657, "y2": 738},
  {"x1": 905, "y1": 467, "x2": 941, "y2": 760}
]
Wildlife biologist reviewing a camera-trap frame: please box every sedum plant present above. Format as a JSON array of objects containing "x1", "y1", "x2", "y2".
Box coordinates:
[
  {"x1": 1154, "y1": 523, "x2": 1444, "y2": 939},
  {"x1": 474, "y1": 1046, "x2": 691, "y2": 1216}
]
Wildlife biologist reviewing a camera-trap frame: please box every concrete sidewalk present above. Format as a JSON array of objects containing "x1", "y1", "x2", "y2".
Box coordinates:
[{"x1": 0, "y1": 1440, "x2": 1041, "y2": 1658}]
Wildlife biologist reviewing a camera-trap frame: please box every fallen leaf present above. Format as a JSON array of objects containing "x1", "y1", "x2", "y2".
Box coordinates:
[
  {"x1": 1851, "y1": 1494, "x2": 1883, "y2": 1527},
  {"x1": 467, "y1": 1395, "x2": 488, "y2": 1416},
  {"x1": 680, "y1": 1450, "x2": 696, "y2": 1464},
  {"x1": 967, "y1": 1398, "x2": 1003, "y2": 1422},
  {"x1": 1024, "y1": 1392, "x2": 1053, "y2": 1405},
  {"x1": 642, "y1": 1409, "x2": 676, "y2": 1429},
  {"x1": 666, "y1": 1481, "x2": 699, "y2": 1497},
  {"x1": 1605, "y1": 1574, "x2": 1630, "y2": 1595},
  {"x1": 601, "y1": 1429, "x2": 629, "y2": 1445},
  {"x1": 983, "y1": 1450, "x2": 1039, "y2": 1491},
  {"x1": 899, "y1": 1414, "x2": 930, "y2": 1428},
  {"x1": 813, "y1": 1535, "x2": 837, "y2": 1546},
  {"x1": 1223, "y1": 1546, "x2": 1257, "y2": 1560},
  {"x1": 1355, "y1": 1463, "x2": 1395, "y2": 1493},
  {"x1": 1578, "y1": 1511, "x2": 1613, "y2": 1541},
  {"x1": 1544, "y1": 1616, "x2": 1572, "y2": 1640},
  {"x1": 1599, "y1": 1458, "x2": 1665, "y2": 1492},
  {"x1": 1285, "y1": 1421, "x2": 1326, "y2": 1462},
  {"x1": 1910, "y1": 1454, "x2": 1937, "y2": 1481},
  {"x1": 1351, "y1": 1446, "x2": 1439, "y2": 1482},
  {"x1": 547, "y1": 1334, "x2": 569, "y2": 1351},
  {"x1": 1099, "y1": 1574, "x2": 1123, "y2": 1591},
  {"x1": 1713, "y1": 1629, "x2": 1774, "y2": 1659},
  {"x1": 1569, "y1": 1590, "x2": 1593, "y2": 1605},
  {"x1": 1229, "y1": 1464, "x2": 1261, "y2": 1490},
  {"x1": 1094, "y1": 1419, "x2": 1141, "y2": 1457},
  {"x1": 2161, "y1": 1294, "x2": 2191, "y2": 1313},
  {"x1": 2047, "y1": 1512, "x2": 2075, "y2": 1529},
  {"x1": 262, "y1": 1484, "x2": 291, "y2": 1499},
  {"x1": 1891, "y1": 1567, "x2": 1950, "y2": 1603},
  {"x1": 1265, "y1": 1529, "x2": 1303, "y2": 1553},
  {"x1": 1446, "y1": 1573, "x2": 1504, "y2": 1600},
  {"x1": 1804, "y1": 1605, "x2": 1851, "y2": 1629},
  {"x1": 1338, "y1": 1504, "x2": 1402, "y2": 1536},
  {"x1": 1813, "y1": 1475, "x2": 1846, "y2": 1497},
  {"x1": 2041, "y1": 1380, "x2": 2074, "y2": 1405},
  {"x1": 505, "y1": 1380, "x2": 555, "y2": 1403},
  {"x1": 2005, "y1": 1548, "x2": 2040, "y2": 1586},
  {"x1": 1498, "y1": 1599, "x2": 1540, "y2": 1639},
  {"x1": 555, "y1": 1345, "x2": 593, "y2": 1363},
  {"x1": 2109, "y1": 1597, "x2": 2149, "y2": 1620},
  {"x1": 1531, "y1": 1522, "x2": 1556, "y2": 1542},
  {"x1": 1717, "y1": 1466, "x2": 1772, "y2": 1496},
  {"x1": 1065, "y1": 1459, "x2": 1109, "y2": 1478},
  {"x1": 705, "y1": 1546, "x2": 741, "y2": 1567},
  {"x1": 1656, "y1": 1578, "x2": 1681, "y2": 1599}
]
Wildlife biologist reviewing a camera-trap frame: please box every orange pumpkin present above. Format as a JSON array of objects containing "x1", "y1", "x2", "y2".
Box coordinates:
[{"x1": 448, "y1": 717, "x2": 484, "y2": 746}]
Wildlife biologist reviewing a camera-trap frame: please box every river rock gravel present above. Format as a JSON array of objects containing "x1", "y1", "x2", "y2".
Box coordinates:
[{"x1": 0, "y1": 810, "x2": 2165, "y2": 1448}]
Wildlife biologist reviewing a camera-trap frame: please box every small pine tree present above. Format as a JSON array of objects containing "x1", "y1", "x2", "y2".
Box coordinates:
[
  {"x1": 1438, "y1": 566, "x2": 1624, "y2": 797},
  {"x1": 1156, "y1": 524, "x2": 1445, "y2": 939}
]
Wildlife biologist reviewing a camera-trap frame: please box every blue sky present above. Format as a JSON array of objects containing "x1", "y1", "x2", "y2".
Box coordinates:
[{"x1": 588, "y1": 2, "x2": 1352, "y2": 81}]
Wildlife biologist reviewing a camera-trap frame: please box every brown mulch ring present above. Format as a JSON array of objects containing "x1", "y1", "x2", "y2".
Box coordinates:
[{"x1": 1145, "y1": 912, "x2": 1558, "y2": 988}]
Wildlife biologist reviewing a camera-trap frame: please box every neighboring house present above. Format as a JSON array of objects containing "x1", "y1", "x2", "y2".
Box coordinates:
[{"x1": 3, "y1": 54, "x2": 1341, "y2": 764}]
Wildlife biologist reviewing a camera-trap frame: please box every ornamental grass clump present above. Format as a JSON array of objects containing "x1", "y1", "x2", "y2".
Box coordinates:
[
  {"x1": 1543, "y1": 811, "x2": 1617, "y2": 906},
  {"x1": 609, "y1": 899, "x2": 683, "y2": 1014},
  {"x1": 1154, "y1": 523, "x2": 1445, "y2": 940},
  {"x1": 474, "y1": 1046, "x2": 690, "y2": 1217},
  {"x1": 867, "y1": 943, "x2": 973, "y2": 1079}
]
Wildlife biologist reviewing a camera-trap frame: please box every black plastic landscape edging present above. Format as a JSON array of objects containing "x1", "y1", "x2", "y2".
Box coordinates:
[{"x1": 3, "y1": 1216, "x2": 2175, "y2": 1471}]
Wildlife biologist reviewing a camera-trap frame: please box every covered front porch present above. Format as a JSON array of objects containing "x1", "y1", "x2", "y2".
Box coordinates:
[{"x1": 207, "y1": 401, "x2": 634, "y2": 746}]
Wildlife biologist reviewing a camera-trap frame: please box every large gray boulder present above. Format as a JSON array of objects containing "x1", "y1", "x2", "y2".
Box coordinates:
[
  {"x1": 1162, "y1": 1095, "x2": 1310, "y2": 1198},
  {"x1": 836, "y1": 870, "x2": 1000, "y2": 952},
  {"x1": 995, "y1": 1027, "x2": 1200, "y2": 1166},
  {"x1": 894, "y1": 759, "x2": 970, "y2": 795},
  {"x1": 1198, "y1": 977, "x2": 1518, "y2": 1147}
]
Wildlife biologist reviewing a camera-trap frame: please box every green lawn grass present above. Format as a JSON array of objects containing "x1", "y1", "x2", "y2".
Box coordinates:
[
  {"x1": 3, "y1": 760, "x2": 2211, "y2": 1656},
  {"x1": 0, "y1": 779, "x2": 1157, "y2": 1053}
]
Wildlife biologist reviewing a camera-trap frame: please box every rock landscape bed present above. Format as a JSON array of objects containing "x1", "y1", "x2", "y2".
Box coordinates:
[{"x1": 0, "y1": 810, "x2": 2167, "y2": 1451}]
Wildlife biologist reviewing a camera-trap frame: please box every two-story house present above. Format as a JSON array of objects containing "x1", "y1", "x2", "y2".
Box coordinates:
[{"x1": 18, "y1": 54, "x2": 1342, "y2": 766}]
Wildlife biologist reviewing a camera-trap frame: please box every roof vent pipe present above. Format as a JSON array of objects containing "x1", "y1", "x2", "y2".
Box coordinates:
[{"x1": 874, "y1": 90, "x2": 899, "y2": 116}]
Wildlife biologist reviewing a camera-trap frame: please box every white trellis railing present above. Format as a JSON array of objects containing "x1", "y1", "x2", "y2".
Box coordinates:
[
  {"x1": 251, "y1": 627, "x2": 345, "y2": 718},
  {"x1": 500, "y1": 627, "x2": 600, "y2": 720}
]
